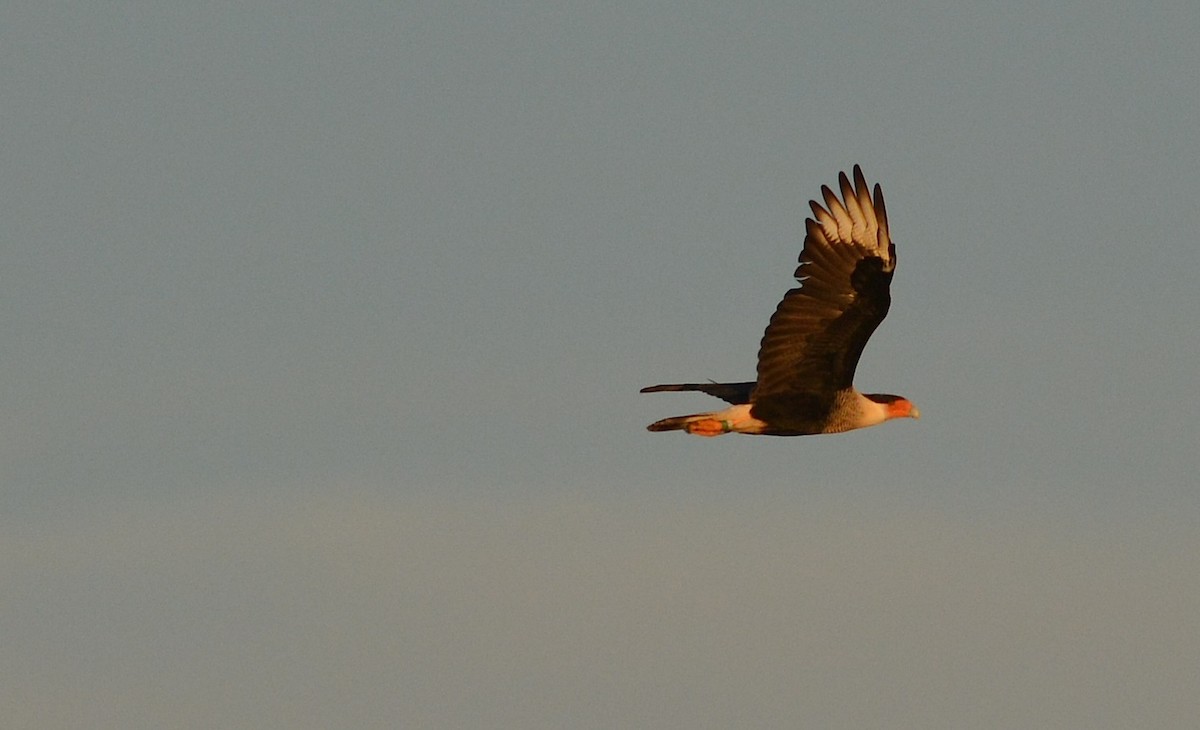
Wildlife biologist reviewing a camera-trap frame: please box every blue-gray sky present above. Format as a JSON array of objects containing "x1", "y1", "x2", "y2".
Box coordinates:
[{"x1": 3, "y1": 2, "x2": 1199, "y2": 727}]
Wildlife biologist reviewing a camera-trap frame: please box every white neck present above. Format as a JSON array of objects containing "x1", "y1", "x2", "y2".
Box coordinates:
[{"x1": 855, "y1": 392, "x2": 891, "y2": 428}]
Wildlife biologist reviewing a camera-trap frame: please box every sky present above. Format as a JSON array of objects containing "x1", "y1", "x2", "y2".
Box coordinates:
[{"x1": 2, "y1": 1, "x2": 1199, "y2": 727}]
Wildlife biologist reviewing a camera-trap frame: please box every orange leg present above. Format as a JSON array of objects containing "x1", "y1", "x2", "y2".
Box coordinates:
[{"x1": 686, "y1": 418, "x2": 729, "y2": 437}]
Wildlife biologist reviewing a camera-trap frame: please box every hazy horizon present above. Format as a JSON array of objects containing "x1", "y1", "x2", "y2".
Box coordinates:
[{"x1": 3, "y1": 1, "x2": 1198, "y2": 727}]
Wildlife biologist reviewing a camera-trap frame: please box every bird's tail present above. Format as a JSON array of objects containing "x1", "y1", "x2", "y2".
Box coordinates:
[{"x1": 639, "y1": 381, "x2": 755, "y2": 405}]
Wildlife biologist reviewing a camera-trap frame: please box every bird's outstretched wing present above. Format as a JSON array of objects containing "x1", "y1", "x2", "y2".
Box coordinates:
[{"x1": 752, "y1": 165, "x2": 895, "y2": 416}]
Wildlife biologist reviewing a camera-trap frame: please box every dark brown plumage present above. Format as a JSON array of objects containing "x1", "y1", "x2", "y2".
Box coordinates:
[{"x1": 641, "y1": 165, "x2": 919, "y2": 437}]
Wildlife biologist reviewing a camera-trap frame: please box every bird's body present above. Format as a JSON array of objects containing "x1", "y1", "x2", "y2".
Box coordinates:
[{"x1": 641, "y1": 165, "x2": 919, "y2": 437}]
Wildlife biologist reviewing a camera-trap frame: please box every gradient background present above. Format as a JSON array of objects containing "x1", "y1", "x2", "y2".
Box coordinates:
[{"x1": 3, "y1": 2, "x2": 1199, "y2": 727}]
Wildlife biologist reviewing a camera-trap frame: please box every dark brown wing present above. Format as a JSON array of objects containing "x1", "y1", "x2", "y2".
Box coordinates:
[{"x1": 751, "y1": 166, "x2": 894, "y2": 421}]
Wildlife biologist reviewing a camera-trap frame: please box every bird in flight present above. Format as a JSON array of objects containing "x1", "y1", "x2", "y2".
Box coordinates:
[{"x1": 641, "y1": 165, "x2": 919, "y2": 437}]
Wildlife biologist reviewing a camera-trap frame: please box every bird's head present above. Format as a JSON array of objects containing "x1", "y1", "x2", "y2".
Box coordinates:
[{"x1": 866, "y1": 394, "x2": 921, "y2": 422}]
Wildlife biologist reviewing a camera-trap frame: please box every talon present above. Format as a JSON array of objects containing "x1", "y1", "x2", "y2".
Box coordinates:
[{"x1": 686, "y1": 418, "x2": 729, "y2": 437}]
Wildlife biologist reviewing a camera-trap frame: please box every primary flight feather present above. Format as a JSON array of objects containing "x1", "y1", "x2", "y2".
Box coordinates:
[{"x1": 641, "y1": 165, "x2": 919, "y2": 437}]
